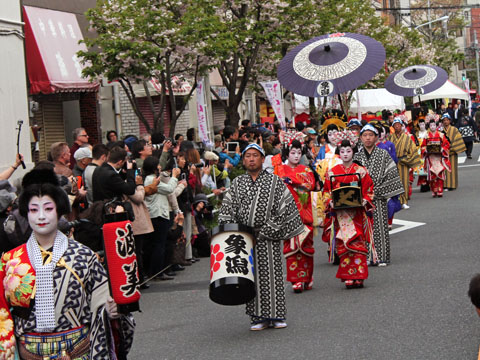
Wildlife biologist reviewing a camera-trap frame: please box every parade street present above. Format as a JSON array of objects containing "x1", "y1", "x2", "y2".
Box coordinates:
[{"x1": 130, "y1": 145, "x2": 480, "y2": 360}]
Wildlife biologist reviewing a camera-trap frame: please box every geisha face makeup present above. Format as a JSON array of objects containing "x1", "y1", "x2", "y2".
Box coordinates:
[
  {"x1": 287, "y1": 147, "x2": 302, "y2": 166},
  {"x1": 429, "y1": 121, "x2": 437, "y2": 132},
  {"x1": 379, "y1": 127, "x2": 386, "y2": 141},
  {"x1": 419, "y1": 122, "x2": 426, "y2": 131},
  {"x1": 28, "y1": 195, "x2": 58, "y2": 237},
  {"x1": 327, "y1": 130, "x2": 338, "y2": 144},
  {"x1": 339, "y1": 146, "x2": 354, "y2": 163}
]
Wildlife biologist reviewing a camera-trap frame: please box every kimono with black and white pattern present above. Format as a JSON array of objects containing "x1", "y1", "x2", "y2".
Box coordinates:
[
  {"x1": 0, "y1": 236, "x2": 135, "y2": 359},
  {"x1": 354, "y1": 147, "x2": 404, "y2": 263},
  {"x1": 218, "y1": 171, "x2": 304, "y2": 324}
]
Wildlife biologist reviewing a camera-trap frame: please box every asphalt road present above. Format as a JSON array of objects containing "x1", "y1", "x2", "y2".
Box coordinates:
[{"x1": 129, "y1": 144, "x2": 480, "y2": 360}]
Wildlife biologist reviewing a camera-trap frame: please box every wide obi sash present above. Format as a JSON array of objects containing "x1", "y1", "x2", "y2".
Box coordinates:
[{"x1": 18, "y1": 325, "x2": 90, "y2": 360}]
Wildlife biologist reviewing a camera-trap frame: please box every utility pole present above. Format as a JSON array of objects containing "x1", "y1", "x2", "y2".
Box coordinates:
[
  {"x1": 428, "y1": 0, "x2": 432, "y2": 31},
  {"x1": 474, "y1": 31, "x2": 480, "y2": 91}
]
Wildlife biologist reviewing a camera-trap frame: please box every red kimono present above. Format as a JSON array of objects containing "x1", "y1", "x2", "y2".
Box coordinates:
[
  {"x1": 322, "y1": 163, "x2": 374, "y2": 281},
  {"x1": 421, "y1": 130, "x2": 451, "y2": 196},
  {"x1": 275, "y1": 160, "x2": 315, "y2": 284}
]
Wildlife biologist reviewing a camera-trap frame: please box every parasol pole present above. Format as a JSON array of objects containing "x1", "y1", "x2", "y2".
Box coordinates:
[{"x1": 337, "y1": 94, "x2": 345, "y2": 114}]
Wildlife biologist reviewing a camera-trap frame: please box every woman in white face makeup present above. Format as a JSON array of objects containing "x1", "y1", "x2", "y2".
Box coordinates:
[
  {"x1": 415, "y1": 118, "x2": 429, "y2": 193},
  {"x1": 322, "y1": 131, "x2": 375, "y2": 289},
  {"x1": 274, "y1": 139, "x2": 316, "y2": 293},
  {"x1": 420, "y1": 117, "x2": 451, "y2": 198},
  {"x1": 0, "y1": 169, "x2": 135, "y2": 359}
]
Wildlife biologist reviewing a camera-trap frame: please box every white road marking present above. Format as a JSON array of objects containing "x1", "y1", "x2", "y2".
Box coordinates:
[
  {"x1": 390, "y1": 219, "x2": 426, "y2": 235},
  {"x1": 458, "y1": 156, "x2": 466, "y2": 164},
  {"x1": 459, "y1": 164, "x2": 480, "y2": 168}
]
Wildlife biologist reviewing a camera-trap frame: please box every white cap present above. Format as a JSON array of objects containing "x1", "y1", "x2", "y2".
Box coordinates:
[{"x1": 74, "y1": 147, "x2": 92, "y2": 160}]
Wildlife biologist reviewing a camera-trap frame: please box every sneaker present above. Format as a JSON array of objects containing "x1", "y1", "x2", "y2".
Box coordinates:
[
  {"x1": 272, "y1": 320, "x2": 287, "y2": 329},
  {"x1": 250, "y1": 321, "x2": 269, "y2": 331},
  {"x1": 402, "y1": 204, "x2": 410, "y2": 210},
  {"x1": 345, "y1": 280, "x2": 354, "y2": 289},
  {"x1": 444, "y1": 188, "x2": 449, "y2": 192},
  {"x1": 378, "y1": 262, "x2": 388, "y2": 267}
]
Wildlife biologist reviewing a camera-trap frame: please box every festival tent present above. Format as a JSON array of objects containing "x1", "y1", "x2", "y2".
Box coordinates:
[
  {"x1": 412, "y1": 80, "x2": 469, "y2": 102},
  {"x1": 350, "y1": 88, "x2": 405, "y2": 113}
]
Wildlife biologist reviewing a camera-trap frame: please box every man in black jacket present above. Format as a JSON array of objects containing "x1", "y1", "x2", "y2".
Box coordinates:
[{"x1": 92, "y1": 146, "x2": 136, "y2": 202}]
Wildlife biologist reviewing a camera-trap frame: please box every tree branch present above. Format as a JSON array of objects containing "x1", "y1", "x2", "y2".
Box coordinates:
[{"x1": 119, "y1": 78, "x2": 152, "y2": 133}]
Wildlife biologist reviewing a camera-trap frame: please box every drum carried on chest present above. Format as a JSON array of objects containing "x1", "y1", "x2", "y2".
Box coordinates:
[
  {"x1": 209, "y1": 224, "x2": 255, "y2": 306},
  {"x1": 330, "y1": 173, "x2": 362, "y2": 210},
  {"x1": 426, "y1": 138, "x2": 442, "y2": 154}
]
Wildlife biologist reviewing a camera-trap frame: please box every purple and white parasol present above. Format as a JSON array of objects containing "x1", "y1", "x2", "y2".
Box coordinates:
[
  {"x1": 277, "y1": 33, "x2": 386, "y2": 97},
  {"x1": 384, "y1": 65, "x2": 448, "y2": 97}
]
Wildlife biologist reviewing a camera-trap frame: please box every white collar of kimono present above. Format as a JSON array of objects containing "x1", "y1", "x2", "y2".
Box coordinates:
[{"x1": 26, "y1": 231, "x2": 68, "y2": 332}]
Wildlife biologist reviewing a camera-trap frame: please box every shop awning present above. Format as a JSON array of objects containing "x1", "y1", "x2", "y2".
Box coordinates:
[
  {"x1": 23, "y1": 6, "x2": 98, "y2": 94},
  {"x1": 132, "y1": 77, "x2": 193, "y2": 97}
]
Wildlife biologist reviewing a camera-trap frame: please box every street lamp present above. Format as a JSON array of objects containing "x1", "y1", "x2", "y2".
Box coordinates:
[{"x1": 415, "y1": 15, "x2": 449, "y2": 30}]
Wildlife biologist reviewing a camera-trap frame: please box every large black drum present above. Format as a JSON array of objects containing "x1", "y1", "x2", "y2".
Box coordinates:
[
  {"x1": 330, "y1": 173, "x2": 363, "y2": 210},
  {"x1": 426, "y1": 139, "x2": 442, "y2": 154},
  {"x1": 209, "y1": 224, "x2": 255, "y2": 306}
]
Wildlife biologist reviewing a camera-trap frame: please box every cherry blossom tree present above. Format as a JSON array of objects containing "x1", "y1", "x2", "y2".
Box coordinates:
[{"x1": 79, "y1": 0, "x2": 209, "y2": 136}]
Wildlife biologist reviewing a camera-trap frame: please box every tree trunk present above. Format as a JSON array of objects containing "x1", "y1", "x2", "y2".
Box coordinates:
[{"x1": 225, "y1": 104, "x2": 241, "y2": 127}]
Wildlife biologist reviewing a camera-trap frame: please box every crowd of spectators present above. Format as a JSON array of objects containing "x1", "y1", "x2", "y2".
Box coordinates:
[{"x1": 0, "y1": 104, "x2": 478, "y2": 298}]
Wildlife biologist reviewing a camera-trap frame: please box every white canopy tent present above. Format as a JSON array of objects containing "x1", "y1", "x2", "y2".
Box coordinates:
[
  {"x1": 350, "y1": 88, "x2": 405, "y2": 113},
  {"x1": 413, "y1": 80, "x2": 469, "y2": 102}
]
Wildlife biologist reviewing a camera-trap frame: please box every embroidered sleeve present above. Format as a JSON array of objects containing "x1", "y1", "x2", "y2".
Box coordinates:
[{"x1": 0, "y1": 253, "x2": 17, "y2": 359}]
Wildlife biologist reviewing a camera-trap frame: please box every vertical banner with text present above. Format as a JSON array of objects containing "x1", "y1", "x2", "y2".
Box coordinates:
[
  {"x1": 196, "y1": 79, "x2": 210, "y2": 144},
  {"x1": 260, "y1": 81, "x2": 286, "y2": 128}
]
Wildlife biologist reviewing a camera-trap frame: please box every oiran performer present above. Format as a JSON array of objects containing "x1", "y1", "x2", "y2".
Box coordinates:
[
  {"x1": 441, "y1": 113, "x2": 466, "y2": 191},
  {"x1": 421, "y1": 117, "x2": 451, "y2": 197},
  {"x1": 388, "y1": 117, "x2": 421, "y2": 209},
  {"x1": 322, "y1": 131, "x2": 374, "y2": 289},
  {"x1": 219, "y1": 143, "x2": 304, "y2": 331},
  {"x1": 273, "y1": 136, "x2": 315, "y2": 294},
  {"x1": 0, "y1": 169, "x2": 135, "y2": 359},
  {"x1": 354, "y1": 125, "x2": 404, "y2": 267}
]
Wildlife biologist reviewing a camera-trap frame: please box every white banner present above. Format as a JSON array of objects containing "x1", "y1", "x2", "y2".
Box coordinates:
[
  {"x1": 464, "y1": 79, "x2": 472, "y2": 115},
  {"x1": 196, "y1": 79, "x2": 210, "y2": 143},
  {"x1": 260, "y1": 80, "x2": 286, "y2": 128}
]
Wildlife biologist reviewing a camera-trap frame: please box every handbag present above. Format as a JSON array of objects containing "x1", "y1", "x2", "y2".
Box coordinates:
[{"x1": 170, "y1": 232, "x2": 186, "y2": 265}]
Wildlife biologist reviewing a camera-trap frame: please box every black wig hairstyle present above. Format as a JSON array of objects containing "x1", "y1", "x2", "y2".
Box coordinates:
[
  {"x1": 335, "y1": 139, "x2": 358, "y2": 155},
  {"x1": 18, "y1": 169, "x2": 71, "y2": 219},
  {"x1": 324, "y1": 124, "x2": 339, "y2": 144},
  {"x1": 282, "y1": 139, "x2": 304, "y2": 161},
  {"x1": 468, "y1": 274, "x2": 480, "y2": 309}
]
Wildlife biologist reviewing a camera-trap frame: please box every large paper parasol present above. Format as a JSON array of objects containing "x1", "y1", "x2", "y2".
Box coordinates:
[
  {"x1": 384, "y1": 65, "x2": 448, "y2": 97},
  {"x1": 277, "y1": 32, "x2": 386, "y2": 97}
]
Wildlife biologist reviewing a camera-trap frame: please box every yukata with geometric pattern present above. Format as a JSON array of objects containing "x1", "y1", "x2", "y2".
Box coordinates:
[
  {"x1": 388, "y1": 132, "x2": 421, "y2": 205},
  {"x1": 354, "y1": 147, "x2": 404, "y2": 264},
  {"x1": 420, "y1": 130, "x2": 451, "y2": 197},
  {"x1": 443, "y1": 124, "x2": 466, "y2": 190},
  {"x1": 218, "y1": 171, "x2": 304, "y2": 324},
  {"x1": 0, "y1": 232, "x2": 135, "y2": 359},
  {"x1": 322, "y1": 163, "x2": 374, "y2": 282},
  {"x1": 274, "y1": 162, "x2": 316, "y2": 285}
]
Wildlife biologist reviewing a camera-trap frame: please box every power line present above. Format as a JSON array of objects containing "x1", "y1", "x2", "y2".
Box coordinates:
[{"x1": 376, "y1": 5, "x2": 480, "y2": 11}]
